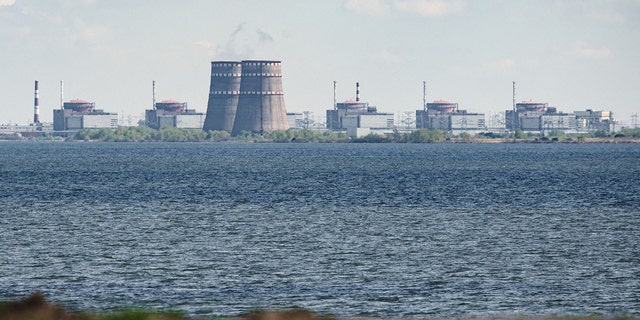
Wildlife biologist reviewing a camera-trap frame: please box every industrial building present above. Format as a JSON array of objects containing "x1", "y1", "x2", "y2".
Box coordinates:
[
  {"x1": 203, "y1": 60, "x2": 289, "y2": 135},
  {"x1": 506, "y1": 101, "x2": 580, "y2": 134},
  {"x1": 287, "y1": 112, "x2": 304, "y2": 129},
  {"x1": 145, "y1": 100, "x2": 204, "y2": 129},
  {"x1": 326, "y1": 82, "x2": 394, "y2": 138},
  {"x1": 416, "y1": 100, "x2": 486, "y2": 134},
  {"x1": 504, "y1": 83, "x2": 617, "y2": 134},
  {"x1": 53, "y1": 100, "x2": 118, "y2": 131},
  {"x1": 575, "y1": 109, "x2": 616, "y2": 132},
  {"x1": 506, "y1": 103, "x2": 617, "y2": 134},
  {"x1": 288, "y1": 112, "x2": 324, "y2": 130}
]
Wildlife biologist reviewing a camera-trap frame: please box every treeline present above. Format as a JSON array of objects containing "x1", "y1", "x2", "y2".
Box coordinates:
[
  {"x1": 510, "y1": 128, "x2": 640, "y2": 142},
  {"x1": 353, "y1": 128, "x2": 640, "y2": 143},
  {"x1": 70, "y1": 126, "x2": 349, "y2": 142},
  {"x1": 67, "y1": 126, "x2": 640, "y2": 143}
]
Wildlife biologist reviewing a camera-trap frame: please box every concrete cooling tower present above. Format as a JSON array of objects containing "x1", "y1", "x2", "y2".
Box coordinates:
[
  {"x1": 202, "y1": 61, "x2": 242, "y2": 132},
  {"x1": 231, "y1": 60, "x2": 289, "y2": 135}
]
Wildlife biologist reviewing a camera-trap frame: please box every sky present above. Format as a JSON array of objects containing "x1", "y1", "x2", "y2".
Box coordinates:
[{"x1": 1, "y1": 0, "x2": 639, "y2": 126}]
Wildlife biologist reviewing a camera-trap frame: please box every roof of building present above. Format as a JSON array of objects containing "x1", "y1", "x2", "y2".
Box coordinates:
[{"x1": 430, "y1": 100, "x2": 455, "y2": 104}]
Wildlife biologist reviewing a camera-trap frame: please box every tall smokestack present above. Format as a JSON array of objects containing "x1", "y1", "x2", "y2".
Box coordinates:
[
  {"x1": 333, "y1": 80, "x2": 337, "y2": 110},
  {"x1": 33, "y1": 80, "x2": 40, "y2": 123},
  {"x1": 512, "y1": 81, "x2": 516, "y2": 112},
  {"x1": 423, "y1": 81, "x2": 427, "y2": 111},
  {"x1": 512, "y1": 81, "x2": 517, "y2": 142},
  {"x1": 60, "y1": 80, "x2": 64, "y2": 109},
  {"x1": 355, "y1": 82, "x2": 360, "y2": 102},
  {"x1": 152, "y1": 80, "x2": 156, "y2": 109}
]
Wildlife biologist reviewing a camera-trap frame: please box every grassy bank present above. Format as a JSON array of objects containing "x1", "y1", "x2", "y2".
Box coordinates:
[
  {"x1": 0, "y1": 292, "x2": 336, "y2": 320},
  {"x1": 1, "y1": 293, "x2": 638, "y2": 320}
]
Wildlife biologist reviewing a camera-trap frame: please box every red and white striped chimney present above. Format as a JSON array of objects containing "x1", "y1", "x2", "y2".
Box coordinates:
[{"x1": 33, "y1": 80, "x2": 40, "y2": 123}]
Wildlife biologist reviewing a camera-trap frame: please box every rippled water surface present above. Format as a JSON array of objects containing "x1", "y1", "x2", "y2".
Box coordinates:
[{"x1": 1, "y1": 142, "x2": 639, "y2": 317}]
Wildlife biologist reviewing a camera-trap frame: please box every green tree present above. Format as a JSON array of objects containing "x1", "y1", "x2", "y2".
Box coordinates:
[
  {"x1": 458, "y1": 132, "x2": 472, "y2": 142},
  {"x1": 593, "y1": 129, "x2": 610, "y2": 138}
]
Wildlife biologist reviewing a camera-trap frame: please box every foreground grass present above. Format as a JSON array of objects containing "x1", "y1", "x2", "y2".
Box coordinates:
[
  {"x1": 0, "y1": 292, "x2": 336, "y2": 320},
  {"x1": 1, "y1": 292, "x2": 638, "y2": 320}
]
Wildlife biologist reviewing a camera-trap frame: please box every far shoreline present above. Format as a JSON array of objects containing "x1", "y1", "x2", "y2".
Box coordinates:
[
  {"x1": 2, "y1": 127, "x2": 640, "y2": 144},
  {"x1": 3, "y1": 137, "x2": 640, "y2": 143}
]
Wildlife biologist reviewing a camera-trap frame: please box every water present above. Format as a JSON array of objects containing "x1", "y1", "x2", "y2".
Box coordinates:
[{"x1": 1, "y1": 142, "x2": 639, "y2": 318}]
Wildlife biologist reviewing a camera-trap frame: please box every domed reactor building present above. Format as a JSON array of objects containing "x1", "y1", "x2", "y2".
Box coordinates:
[{"x1": 203, "y1": 60, "x2": 289, "y2": 135}]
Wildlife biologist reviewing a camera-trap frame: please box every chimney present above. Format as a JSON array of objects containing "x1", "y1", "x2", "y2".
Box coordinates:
[
  {"x1": 152, "y1": 80, "x2": 156, "y2": 109},
  {"x1": 60, "y1": 80, "x2": 64, "y2": 109},
  {"x1": 356, "y1": 82, "x2": 360, "y2": 102},
  {"x1": 33, "y1": 80, "x2": 40, "y2": 123}
]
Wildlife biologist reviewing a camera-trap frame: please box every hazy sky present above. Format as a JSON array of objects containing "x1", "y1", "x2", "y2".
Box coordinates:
[{"x1": 1, "y1": 0, "x2": 639, "y2": 125}]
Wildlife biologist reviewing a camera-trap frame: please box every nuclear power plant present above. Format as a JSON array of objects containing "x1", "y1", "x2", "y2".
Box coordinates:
[
  {"x1": 203, "y1": 60, "x2": 289, "y2": 135},
  {"x1": 2, "y1": 77, "x2": 625, "y2": 139}
]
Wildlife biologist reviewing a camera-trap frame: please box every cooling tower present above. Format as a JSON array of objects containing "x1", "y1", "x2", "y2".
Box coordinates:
[
  {"x1": 203, "y1": 61, "x2": 242, "y2": 132},
  {"x1": 231, "y1": 60, "x2": 289, "y2": 135}
]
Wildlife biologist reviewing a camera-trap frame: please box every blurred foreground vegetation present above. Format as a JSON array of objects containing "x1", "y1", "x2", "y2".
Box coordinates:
[
  {"x1": 65, "y1": 126, "x2": 640, "y2": 143},
  {"x1": 0, "y1": 292, "x2": 335, "y2": 320},
  {"x1": 2, "y1": 292, "x2": 638, "y2": 320}
]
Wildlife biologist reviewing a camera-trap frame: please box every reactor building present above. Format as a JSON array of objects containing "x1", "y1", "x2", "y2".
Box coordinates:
[
  {"x1": 505, "y1": 101, "x2": 577, "y2": 133},
  {"x1": 53, "y1": 99, "x2": 118, "y2": 131},
  {"x1": 203, "y1": 60, "x2": 289, "y2": 135},
  {"x1": 326, "y1": 82, "x2": 394, "y2": 137},
  {"x1": 145, "y1": 100, "x2": 204, "y2": 129},
  {"x1": 145, "y1": 81, "x2": 204, "y2": 129},
  {"x1": 505, "y1": 101, "x2": 615, "y2": 134},
  {"x1": 416, "y1": 99, "x2": 486, "y2": 134}
]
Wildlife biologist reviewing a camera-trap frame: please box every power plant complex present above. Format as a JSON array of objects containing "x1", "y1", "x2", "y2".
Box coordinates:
[
  {"x1": 203, "y1": 60, "x2": 289, "y2": 135},
  {"x1": 3, "y1": 70, "x2": 625, "y2": 138}
]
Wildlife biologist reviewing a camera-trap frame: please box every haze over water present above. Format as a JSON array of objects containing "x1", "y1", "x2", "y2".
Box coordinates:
[{"x1": 1, "y1": 142, "x2": 639, "y2": 318}]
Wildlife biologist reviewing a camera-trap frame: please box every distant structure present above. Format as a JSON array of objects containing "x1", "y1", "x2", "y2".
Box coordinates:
[
  {"x1": 287, "y1": 111, "x2": 319, "y2": 130},
  {"x1": 505, "y1": 101, "x2": 574, "y2": 134},
  {"x1": 33, "y1": 81, "x2": 40, "y2": 124},
  {"x1": 145, "y1": 80, "x2": 204, "y2": 129},
  {"x1": 145, "y1": 100, "x2": 204, "y2": 129},
  {"x1": 574, "y1": 109, "x2": 616, "y2": 132},
  {"x1": 231, "y1": 60, "x2": 289, "y2": 135},
  {"x1": 503, "y1": 82, "x2": 617, "y2": 134},
  {"x1": 504, "y1": 101, "x2": 617, "y2": 134},
  {"x1": 203, "y1": 61, "x2": 242, "y2": 132},
  {"x1": 416, "y1": 99, "x2": 486, "y2": 134},
  {"x1": 287, "y1": 112, "x2": 304, "y2": 129},
  {"x1": 203, "y1": 60, "x2": 289, "y2": 135},
  {"x1": 53, "y1": 99, "x2": 118, "y2": 131},
  {"x1": 326, "y1": 82, "x2": 394, "y2": 137}
]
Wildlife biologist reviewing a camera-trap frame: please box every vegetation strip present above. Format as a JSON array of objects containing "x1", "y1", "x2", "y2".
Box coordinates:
[
  {"x1": 1, "y1": 293, "x2": 638, "y2": 320},
  {"x1": 64, "y1": 127, "x2": 640, "y2": 143}
]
